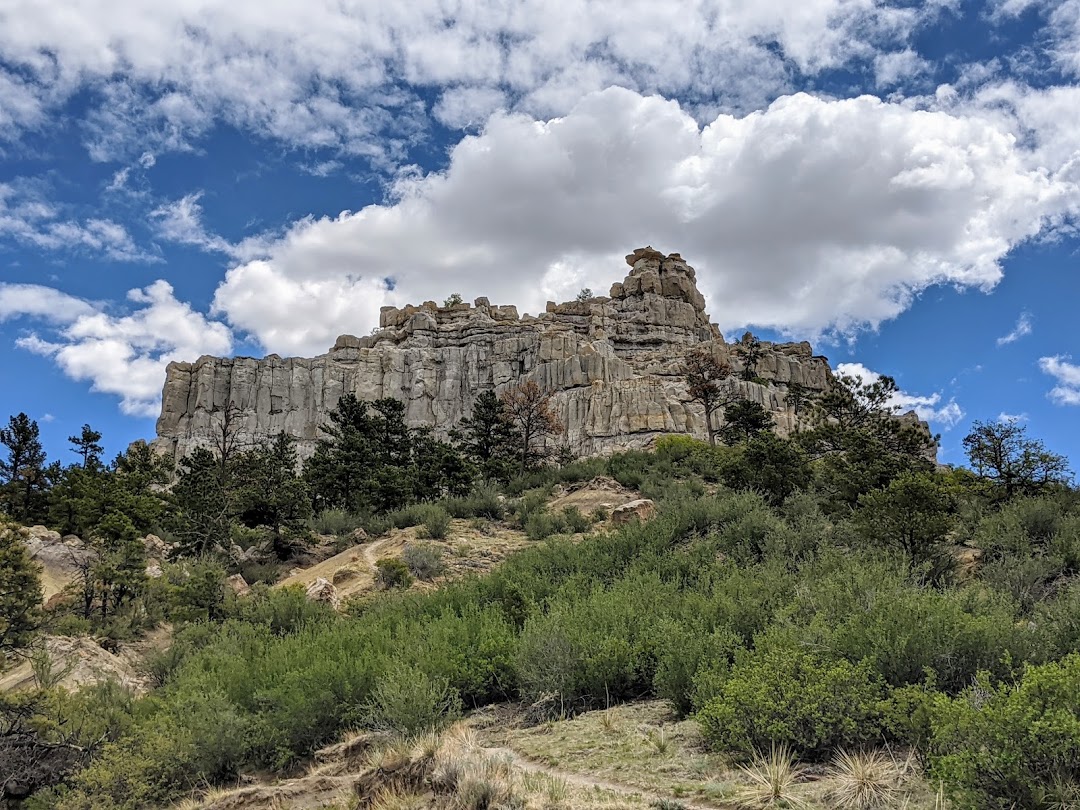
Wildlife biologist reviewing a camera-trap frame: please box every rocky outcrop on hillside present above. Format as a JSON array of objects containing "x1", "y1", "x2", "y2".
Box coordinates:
[{"x1": 152, "y1": 248, "x2": 836, "y2": 459}]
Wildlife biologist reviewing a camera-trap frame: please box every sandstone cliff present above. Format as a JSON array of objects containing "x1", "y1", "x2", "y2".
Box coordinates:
[{"x1": 152, "y1": 248, "x2": 835, "y2": 459}]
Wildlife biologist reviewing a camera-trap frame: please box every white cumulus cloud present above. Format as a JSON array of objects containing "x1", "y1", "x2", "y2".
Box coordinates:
[
  {"x1": 836, "y1": 361, "x2": 965, "y2": 428},
  {"x1": 0, "y1": 283, "x2": 97, "y2": 324},
  {"x1": 207, "y1": 87, "x2": 1073, "y2": 357},
  {"x1": 14, "y1": 281, "x2": 233, "y2": 417},
  {"x1": 0, "y1": 0, "x2": 954, "y2": 157},
  {"x1": 1039, "y1": 355, "x2": 1080, "y2": 405}
]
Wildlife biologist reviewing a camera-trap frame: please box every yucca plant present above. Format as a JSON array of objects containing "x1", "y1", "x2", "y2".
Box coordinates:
[
  {"x1": 827, "y1": 748, "x2": 902, "y2": 809},
  {"x1": 735, "y1": 744, "x2": 810, "y2": 809}
]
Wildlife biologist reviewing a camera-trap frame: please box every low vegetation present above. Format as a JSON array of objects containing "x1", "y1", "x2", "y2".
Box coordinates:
[{"x1": 1, "y1": 373, "x2": 1078, "y2": 809}]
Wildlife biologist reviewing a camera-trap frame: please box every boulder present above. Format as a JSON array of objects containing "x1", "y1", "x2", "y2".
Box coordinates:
[
  {"x1": 611, "y1": 498, "x2": 657, "y2": 525},
  {"x1": 143, "y1": 533, "x2": 171, "y2": 560},
  {"x1": 226, "y1": 574, "x2": 251, "y2": 597},
  {"x1": 305, "y1": 577, "x2": 338, "y2": 605}
]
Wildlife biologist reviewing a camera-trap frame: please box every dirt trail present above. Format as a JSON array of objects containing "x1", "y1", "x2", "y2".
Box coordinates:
[
  {"x1": 274, "y1": 533, "x2": 401, "y2": 600},
  {"x1": 478, "y1": 745, "x2": 732, "y2": 810}
]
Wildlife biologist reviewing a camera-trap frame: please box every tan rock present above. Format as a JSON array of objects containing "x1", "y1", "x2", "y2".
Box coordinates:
[
  {"x1": 611, "y1": 498, "x2": 657, "y2": 525},
  {"x1": 227, "y1": 573, "x2": 251, "y2": 597},
  {"x1": 143, "y1": 533, "x2": 171, "y2": 561},
  {"x1": 305, "y1": 577, "x2": 338, "y2": 605},
  {"x1": 148, "y1": 248, "x2": 899, "y2": 462}
]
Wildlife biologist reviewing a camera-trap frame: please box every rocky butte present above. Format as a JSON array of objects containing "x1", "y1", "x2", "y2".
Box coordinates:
[{"x1": 151, "y1": 247, "x2": 879, "y2": 460}]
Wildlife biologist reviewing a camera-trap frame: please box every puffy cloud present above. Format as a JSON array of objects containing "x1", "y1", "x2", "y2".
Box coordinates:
[
  {"x1": 209, "y1": 87, "x2": 1073, "y2": 356},
  {"x1": 1039, "y1": 355, "x2": 1080, "y2": 405},
  {"x1": 0, "y1": 283, "x2": 96, "y2": 324},
  {"x1": 15, "y1": 281, "x2": 233, "y2": 417},
  {"x1": 0, "y1": 0, "x2": 953, "y2": 157},
  {"x1": 997, "y1": 311, "x2": 1033, "y2": 345},
  {"x1": 836, "y1": 362, "x2": 965, "y2": 428}
]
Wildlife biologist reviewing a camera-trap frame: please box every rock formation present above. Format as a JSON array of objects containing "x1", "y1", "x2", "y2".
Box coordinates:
[{"x1": 151, "y1": 248, "x2": 839, "y2": 460}]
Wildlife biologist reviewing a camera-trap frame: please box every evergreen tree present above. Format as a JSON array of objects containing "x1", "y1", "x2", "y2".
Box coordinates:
[
  {"x1": 86, "y1": 512, "x2": 147, "y2": 621},
  {"x1": 171, "y1": 448, "x2": 234, "y2": 556},
  {"x1": 0, "y1": 522, "x2": 42, "y2": 662},
  {"x1": 718, "y1": 400, "x2": 773, "y2": 445},
  {"x1": 734, "y1": 332, "x2": 764, "y2": 381},
  {"x1": 69, "y1": 424, "x2": 104, "y2": 470},
  {"x1": 801, "y1": 372, "x2": 937, "y2": 511},
  {"x1": 413, "y1": 428, "x2": 476, "y2": 500},
  {"x1": 453, "y1": 390, "x2": 521, "y2": 482},
  {"x1": 305, "y1": 394, "x2": 474, "y2": 514},
  {"x1": 784, "y1": 381, "x2": 812, "y2": 417},
  {"x1": 854, "y1": 472, "x2": 954, "y2": 569},
  {"x1": 963, "y1": 419, "x2": 1072, "y2": 501},
  {"x1": 235, "y1": 434, "x2": 312, "y2": 560},
  {"x1": 719, "y1": 432, "x2": 811, "y2": 505},
  {"x1": 0, "y1": 413, "x2": 47, "y2": 522}
]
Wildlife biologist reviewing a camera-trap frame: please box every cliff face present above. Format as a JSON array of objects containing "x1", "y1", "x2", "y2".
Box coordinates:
[{"x1": 152, "y1": 248, "x2": 835, "y2": 459}]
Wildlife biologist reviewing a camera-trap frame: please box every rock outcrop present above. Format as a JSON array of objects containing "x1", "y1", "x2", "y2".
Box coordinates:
[{"x1": 151, "y1": 248, "x2": 838, "y2": 459}]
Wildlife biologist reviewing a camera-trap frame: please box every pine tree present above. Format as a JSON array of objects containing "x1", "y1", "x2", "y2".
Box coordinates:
[
  {"x1": 1, "y1": 522, "x2": 42, "y2": 661},
  {"x1": 171, "y1": 448, "x2": 234, "y2": 556},
  {"x1": 235, "y1": 433, "x2": 312, "y2": 560},
  {"x1": 684, "y1": 348, "x2": 736, "y2": 446},
  {"x1": 0, "y1": 413, "x2": 47, "y2": 522},
  {"x1": 69, "y1": 424, "x2": 104, "y2": 469},
  {"x1": 454, "y1": 390, "x2": 521, "y2": 482},
  {"x1": 718, "y1": 400, "x2": 774, "y2": 445},
  {"x1": 734, "y1": 332, "x2": 764, "y2": 382}
]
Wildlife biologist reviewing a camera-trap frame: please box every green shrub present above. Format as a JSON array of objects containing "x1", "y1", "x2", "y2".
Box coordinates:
[
  {"x1": 311, "y1": 508, "x2": 365, "y2": 536},
  {"x1": 525, "y1": 511, "x2": 568, "y2": 540},
  {"x1": 696, "y1": 631, "x2": 884, "y2": 759},
  {"x1": 230, "y1": 585, "x2": 334, "y2": 634},
  {"x1": 386, "y1": 503, "x2": 431, "y2": 529},
  {"x1": 561, "y1": 506, "x2": 591, "y2": 533},
  {"x1": 444, "y1": 484, "x2": 505, "y2": 520},
  {"x1": 363, "y1": 664, "x2": 462, "y2": 734},
  {"x1": 375, "y1": 558, "x2": 413, "y2": 589},
  {"x1": 929, "y1": 655, "x2": 1080, "y2": 809},
  {"x1": 515, "y1": 488, "x2": 551, "y2": 524},
  {"x1": 403, "y1": 542, "x2": 447, "y2": 580},
  {"x1": 419, "y1": 506, "x2": 452, "y2": 539}
]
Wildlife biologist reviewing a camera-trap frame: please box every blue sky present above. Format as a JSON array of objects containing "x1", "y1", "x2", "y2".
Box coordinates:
[{"x1": 0, "y1": 0, "x2": 1078, "y2": 470}]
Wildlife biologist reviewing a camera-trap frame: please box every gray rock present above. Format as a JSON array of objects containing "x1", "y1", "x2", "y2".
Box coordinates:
[{"x1": 150, "y1": 249, "x2": 841, "y2": 460}]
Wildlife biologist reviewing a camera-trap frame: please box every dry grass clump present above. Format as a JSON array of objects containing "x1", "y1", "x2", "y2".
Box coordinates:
[
  {"x1": 827, "y1": 749, "x2": 904, "y2": 809},
  {"x1": 431, "y1": 724, "x2": 522, "y2": 809},
  {"x1": 368, "y1": 788, "x2": 429, "y2": 810},
  {"x1": 734, "y1": 744, "x2": 810, "y2": 809}
]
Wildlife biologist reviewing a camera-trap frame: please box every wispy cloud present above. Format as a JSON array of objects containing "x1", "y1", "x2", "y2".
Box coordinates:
[
  {"x1": 997, "y1": 310, "x2": 1033, "y2": 345},
  {"x1": 998, "y1": 411, "x2": 1029, "y2": 422},
  {"x1": 149, "y1": 192, "x2": 273, "y2": 262},
  {"x1": 1039, "y1": 355, "x2": 1080, "y2": 405},
  {"x1": 0, "y1": 180, "x2": 152, "y2": 262}
]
